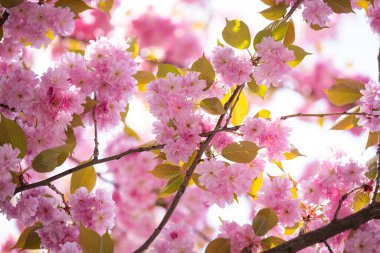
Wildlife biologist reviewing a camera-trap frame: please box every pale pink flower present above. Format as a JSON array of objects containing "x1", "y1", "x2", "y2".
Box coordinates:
[
  {"x1": 345, "y1": 230, "x2": 377, "y2": 253},
  {"x1": 357, "y1": 81, "x2": 380, "y2": 132},
  {"x1": 302, "y1": 0, "x2": 333, "y2": 27}
]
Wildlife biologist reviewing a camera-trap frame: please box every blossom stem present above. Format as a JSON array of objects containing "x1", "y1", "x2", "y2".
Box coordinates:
[
  {"x1": 280, "y1": 112, "x2": 370, "y2": 120},
  {"x1": 92, "y1": 93, "x2": 99, "y2": 160}
]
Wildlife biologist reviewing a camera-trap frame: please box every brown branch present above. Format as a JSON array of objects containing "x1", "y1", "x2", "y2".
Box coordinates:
[
  {"x1": 47, "y1": 183, "x2": 69, "y2": 212},
  {"x1": 14, "y1": 144, "x2": 164, "y2": 194},
  {"x1": 323, "y1": 241, "x2": 334, "y2": 253},
  {"x1": 370, "y1": 134, "x2": 380, "y2": 204},
  {"x1": 0, "y1": 11, "x2": 9, "y2": 26},
  {"x1": 200, "y1": 125, "x2": 241, "y2": 137},
  {"x1": 283, "y1": 0, "x2": 303, "y2": 21},
  {"x1": 224, "y1": 86, "x2": 243, "y2": 128},
  {"x1": 133, "y1": 84, "x2": 245, "y2": 253},
  {"x1": 333, "y1": 186, "x2": 362, "y2": 221},
  {"x1": 263, "y1": 202, "x2": 380, "y2": 253}
]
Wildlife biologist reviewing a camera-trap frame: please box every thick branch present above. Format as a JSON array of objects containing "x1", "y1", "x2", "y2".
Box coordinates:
[
  {"x1": 14, "y1": 144, "x2": 164, "y2": 193},
  {"x1": 263, "y1": 202, "x2": 380, "y2": 253},
  {"x1": 133, "y1": 84, "x2": 245, "y2": 253}
]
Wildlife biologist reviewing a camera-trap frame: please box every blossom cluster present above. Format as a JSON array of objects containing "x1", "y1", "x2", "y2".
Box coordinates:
[
  {"x1": 357, "y1": 81, "x2": 380, "y2": 132},
  {"x1": 1, "y1": 2, "x2": 75, "y2": 59},
  {"x1": 345, "y1": 220, "x2": 380, "y2": 253},
  {"x1": 0, "y1": 144, "x2": 20, "y2": 204},
  {"x1": 240, "y1": 117, "x2": 291, "y2": 161},
  {"x1": 253, "y1": 37, "x2": 295, "y2": 88},
  {"x1": 368, "y1": 2, "x2": 380, "y2": 34},
  {"x1": 197, "y1": 158, "x2": 258, "y2": 207},
  {"x1": 147, "y1": 72, "x2": 206, "y2": 164}
]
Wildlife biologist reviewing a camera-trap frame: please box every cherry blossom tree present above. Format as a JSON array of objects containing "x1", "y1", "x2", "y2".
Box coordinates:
[{"x1": 0, "y1": 0, "x2": 379, "y2": 252}]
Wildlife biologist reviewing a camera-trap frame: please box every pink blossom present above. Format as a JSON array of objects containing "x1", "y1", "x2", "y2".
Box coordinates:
[
  {"x1": 0, "y1": 144, "x2": 20, "y2": 169},
  {"x1": 197, "y1": 158, "x2": 225, "y2": 189},
  {"x1": 368, "y1": 3, "x2": 380, "y2": 34},
  {"x1": 253, "y1": 37, "x2": 295, "y2": 87},
  {"x1": 59, "y1": 242, "x2": 82, "y2": 253},
  {"x1": 302, "y1": 0, "x2": 333, "y2": 27},
  {"x1": 345, "y1": 230, "x2": 377, "y2": 253},
  {"x1": 357, "y1": 81, "x2": 380, "y2": 132}
]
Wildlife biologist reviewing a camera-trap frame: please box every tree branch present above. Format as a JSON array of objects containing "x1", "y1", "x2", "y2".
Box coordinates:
[
  {"x1": 133, "y1": 84, "x2": 245, "y2": 253},
  {"x1": 14, "y1": 144, "x2": 164, "y2": 194},
  {"x1": 0, "y1": 103, "x2": 16, "y2": 112},
  {"x1": 283, "y1": 0, "x2": 303, "y2": 22},
  {"x1": 263, "y1": 202, "x2": 380, "y2": 253},
  {"x1": 280, "y1": 112, "x2": 371, "y2": 120},
  {"x1": 333, "y1": 186, "x2": 362, "y2": 221},
  {"x1": 92, "y1": 93, "x2": 99, "y2": 160}
]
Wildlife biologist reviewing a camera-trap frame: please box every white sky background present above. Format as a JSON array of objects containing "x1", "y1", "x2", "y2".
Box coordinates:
[{"x1": 1, "y1": 0, "x2": 379, "y2": 250}]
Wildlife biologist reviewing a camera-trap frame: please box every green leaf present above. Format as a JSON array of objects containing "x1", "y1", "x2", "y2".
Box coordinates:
[
  {"x1": 283, "y1": 19, "x2": 295, "y2": 45},
  {"x1": 252, "y1": 207, "x2": 278, "y2": 236},
  {"x1": 259, "y1": 3, "x2": 287, "y2": 21},
  {"x1": 253, "y1": 20, "x2": 289, "y2": 50},
  {"x1": 331, "y1": 106, "x2": 360, "y2": 130},
  {"x1": 83, "y1": 97, "x2": 97, "y2": 114},
  {"x1": 120, "y1": 104, "x2": 129, "y2": 123},
  {"x1": 158, "y1": 175, "x2": 184, "y2": 198},
  {"x1": 156, "y1": 63, "x2": 180, "y2": 78},
  {"x1": 12, "y1": 224, "x2": 41, "y2": 250},
  {"x1": 97, "y1": 0, "x2": 113, "y2": 14},
  {"x1": 55, "y1": 0, "x2": 92, "y2": 17},
  {"x1": 323, "y1": 0, "x2": 353, "y2": 13},
  {"x1": 70, "y1": 165, "x2": 97, "y2": 194},
  {"x1": 222, "y1": 141, "x2": 260, "y2": 163},
  {"x1": 253, "y1": 29, "x2": 272, "y2": 51},
  {"x1": 79, "y1": 225, "x2": 101, "y2": 253},
  {"x1": 324, "y1": 78, "x2": 364, "y2": 106},
  {"x1": 284, "y1": 222, "x2": 301, "y2": 235},
  {"x1": 71, "y1": 114, "x2": 84, "y2": 128},
  {"x1": 250, "y1": 172, "x2": 264, "y2": 200},
  {"x1": 79, "y1": 225, "x2": 114, "y2": 253},
  {"x1": 254, "y1": 109, "x2": 271, "y2": 119},
  {"x1": 1, "y1": 0, "x2": 23, "y2": 8},
  {"x1": 127, "y1": 37, "x2": 139, "y2": 58},
  {"x1": 261, "y1": 236, "x2": 285, "y2": 250},
  {"x1": 100, "y1": 231, "x2": 114, "y2": 253},
  {"x1": 65, "y1": 127, "x2": 76, "y2": 155},
  {"x1": 231, "y1": 90, "x2": 248, "y2": 126},
  {"x1": 287, "y1": 45, "x2": 310, "y2": 67},
  {"x1": 32, "y1": 144, "x2": 72, "y2": 173},
  {"x1": 133, "y1": 71, "x2": 156, "y2": 92},
  {"x1": 248, "y1": 79, "x2": 267, "y2": 100},
  {"x1": 365, "y1": 156, "x2": 378, "y2": 180},
  {"x1": 366, "y1": 131, "x2": 379, "y2": 150},
  {"x1": 191, "y1": 54, "x2": 215, "y2": 90},
  {"x1": 123, "y1": 125, "x2": 139, "y2": 140},
  {"x1": 283, "y1": 146, "x2": 305, "y2": 160},
  {"x1": 149, "y1": 164, "x2": 181, "y2": 180},
  {"x1": 0, "y1": 114, "x2": 27, "y2": 158},
  {"x1": 261, "y1": 0, "x2": 275, "y2": 5},
  {"x1": 205, "y1": 238, "x2": 231, "y2": 253},
  {"x1": 200, "y1": 97, "x2": 226, "y2": 115},
  {"x1": 222, "y1": 19, "x2": 251, "y2": 49}
]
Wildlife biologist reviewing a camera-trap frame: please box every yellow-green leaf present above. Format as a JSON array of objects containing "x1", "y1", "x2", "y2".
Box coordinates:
[
  {"x1": 133, "y1": 71, "x2": 156, "y2": 92},
  {"x1": 331, "y1": 107, "x2": 360, "y2": 130},
  {"x1": 156, "y1": 63, "x2": 180, "y2": 78},
  {"x1": 365, "y1": 156, "x2": 378, "y2": 180},
  {"x1": 283, "y1": 19, "x2": 295, "y2": 45},
  {"x1": 158, "y1": 175, "x2": 184, "y2": 198},
  {"x1": 252, "y1": 207, "x2": 278, "y2": 236},
  {"x1": 353, "y1": 191, "x2": 370, "y2": 212},
  {"x1": 127, "y1": 37, "x2": 139, "y2": 58},
  {"x1": 284, "y1": 222, "x2": 301, "y2": 235},
  {"x1": 231, "y1": 90, "x2": 248, "y2": 126},
  {"x1": 55, "y1": 0, "x2": 92, "y2": 17},
  {"x1": 149, "y1": 164, "x2": 181, "y2": 180},
  {"x1": 65, "y1": 127, "x2": 76, "y2": 155},
  {"x1": 205, "y1": 238, "x2": 231, "y2": 253},
  {"x1": 261, "y1": 0, "x2": 275, "y2": 5},
  {"x1": 97, "y1": 0, "x2": 113, "y2": 14},
  {"x1": 250, "y1": 172, "x2": 264, "y2": 200},
  {"x1": 248, "y1": 79, "x2": 267, "y2": 100},
  {"x1": 254, "y1": 109, "x2": 271, "y2": 119},
  {"x1": 366, "y1": 131, "x2": 379, "y2": 150},
  {"x1": 83, "y1": 97, "x2": 97, "y2": 114},
  {"x1": 79, "y1": 225, "x2": 114, "y2": 253},
  {"x1": 32, "y1": 144, "x2": 72, "y2": 173},
  {"x1": 325, "y1": 78, "x2": 364, "y2": 106},
  {"x1": 71, "y1": 114, "x2": 84, "y2": 128},
  {"x1": 1, "y1": 0, "x2": 23, "y2": 8},
  {"x1": 191, "y1": 54, "x2": 215, "y2": 90},
  {"x1": 222, "y1": 141, "x2": 260, "y2": 163},
  {"x1": 222, "y1": 19, "x2": 251, "y2": 49},
  {"x1": 323, "y1": 0, "x2": 353, "y2": 13},
  {"x1": 0, "y1": 114, "x2": 27, "y2": 158},
  {"x1": 200, "y1": 97, "x2": 226, "y2": 115},
  {"x1": 12, "y1": 224, "x2": 41, "y2": 250},
  {"x1": 120, "y1": 104, "x2": 129, "y2": 122},
  {"x1": 260, "y1": 3, "x2": 287, "y2": 21},
  {"x1": 287, "y1": 45, "x2": 311, "y2": 67},
  {"x1": 100, "y1": 231, "x2": 114, "y2": 253},
  {"x1": 70, "y1": 165, "x2": 97, "y2": 194},
  {"x1": 283, "y1": 146, "x2": 305, "y2": 160},
  {"x1": 261, "y1": 236, "x2": 285, "y2": 250},
  {"x1": 124, "y1": 125, "x2": 139, "y2": 140}
]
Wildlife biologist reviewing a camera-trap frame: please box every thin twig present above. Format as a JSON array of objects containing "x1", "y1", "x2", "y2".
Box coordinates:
[
  {"x1": 224, "y1": 85, "x2": 244, "y2": 128},
  {"x1": 323, "y1": 241, "x2": 334, "y2": 253},
  {"x1": 283, "y1": 0, "x2": 303, "y2": 22},
  {"x1": 371, "y1": 140, "x2": 380, "y2": 204},
  {"x1": 200, "y1": 125, "x2": 241, "y2": 137},
  {"x1": 97, "y1": 173, "x2": 119, "y2": 188},
  {"x1": 47, "y1": 183, "x2": 69, "y2": 212},
  {"x1": 133, "y1": 84, "x2": 245, "y2": 253},
  {"x1": 92, "y1": 93, "x2": 99, "y2": 160},
  {"x1": 15, "y1": 144, "x2": 164, "y2": 193},
  {"x1": 333, "y1": 186, "x2": 362, "y2": 221},
  {"x1": 280, "y1": 112, "x2": 371, "y2": 120}
]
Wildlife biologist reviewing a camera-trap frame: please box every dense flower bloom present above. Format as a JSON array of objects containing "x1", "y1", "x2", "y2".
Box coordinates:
[
  {"x1": 211, "y1": 46, "x2": 253, "y2": 87},
  {"x1": 253, "y1": 37, "x2": 295, "y2": 87},
  {"x1": 302, "y1": 0, "x2": 333, "y2": 27},
  {"x1": 368, "y1": 3, "x2": 380, "y2": 34},
  {"x1": 357, "y1": 81, "x2": 380, "y2": 132}
]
